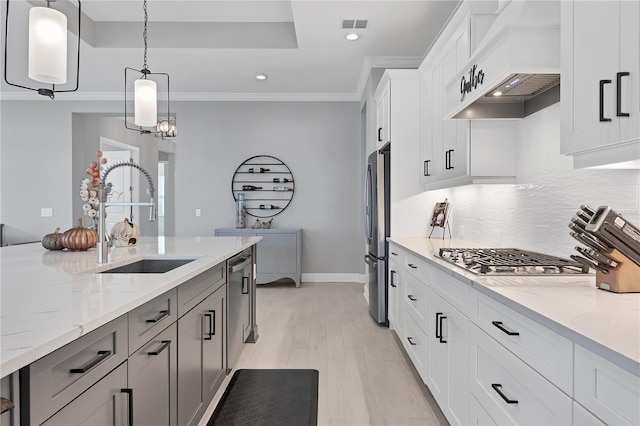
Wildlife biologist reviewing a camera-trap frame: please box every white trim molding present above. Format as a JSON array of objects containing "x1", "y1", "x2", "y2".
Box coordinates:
[{"x1": 301, "y1": 273, "x2": 365, "y2": 283}]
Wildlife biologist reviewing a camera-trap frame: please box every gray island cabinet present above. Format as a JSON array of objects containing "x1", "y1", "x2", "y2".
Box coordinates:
[
  {"x1": 215, "y1": 228, "x2": 302, "y2": 287},
  {"x1": 0, "y1": 236, "x2": 259, "y2": 426}
]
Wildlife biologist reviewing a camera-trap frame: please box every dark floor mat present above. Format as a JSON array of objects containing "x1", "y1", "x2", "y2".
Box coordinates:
[{"x1": 207, "y1": 369, "x2": 319, "y2": 426}]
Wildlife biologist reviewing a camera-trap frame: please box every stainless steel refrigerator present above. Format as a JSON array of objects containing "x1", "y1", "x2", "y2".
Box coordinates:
[{"x1": 364, "y1": 143, "x2": 390, "y2": 324}]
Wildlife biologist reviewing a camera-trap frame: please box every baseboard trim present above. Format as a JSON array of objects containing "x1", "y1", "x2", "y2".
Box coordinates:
[{"x1": 301, "y1": 273, "x2": 365, "y2": 283}]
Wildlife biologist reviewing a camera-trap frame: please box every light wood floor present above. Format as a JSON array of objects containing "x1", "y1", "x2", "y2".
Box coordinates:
[{"x1": 202, "y1": 282, "x2": 448, "y2": 426}]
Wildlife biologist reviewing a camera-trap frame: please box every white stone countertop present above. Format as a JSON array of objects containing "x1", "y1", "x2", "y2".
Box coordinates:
[
  {"x1": 0, "y1": 236, "x2": 261, "y2": 379},
  {"x1": 389, "y1": 237, "x2": 640, "y2": 377}
]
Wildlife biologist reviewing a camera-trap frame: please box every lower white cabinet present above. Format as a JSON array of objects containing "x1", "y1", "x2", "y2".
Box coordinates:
[
  {"x1": 41, "y1": 362, "x2": 129, "y2": 426},
  {"x1": 388, "y1": 250, "x2": 404, "y2": 335},
  {"x1": 469, "y1": 324, "x2": 572, "y2": 425},
  {"x1": 573, "y1": 401, "x2": 606, "y2": 426},
  {"x1": 128, "y1": 323, "x2": 178, "y2": 426},
  {"x1": 574, "y1": 344, "x2": 640, "y2": 426},
  {"x1": 177, "y1": 284, "x2": 226, "y2": 426},
  {"x1": 425, "y1": 288, "x2": 469, "y2": 426},
  {"x1": 470, "y1": 393, "x2": 498, "y2": 426},
  {"x1": 402, "y1": 312, "x2": 429, "y2": 382}
]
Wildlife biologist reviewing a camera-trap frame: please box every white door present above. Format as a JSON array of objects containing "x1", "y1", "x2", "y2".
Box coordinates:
[{"x1": 102, "y1": 150, "x2": 138, "y2": 234}]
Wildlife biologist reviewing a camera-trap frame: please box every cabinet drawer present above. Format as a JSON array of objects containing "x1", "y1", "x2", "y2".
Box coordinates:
[
  {"x1": 574, "y1": 345, "x2": 640, "y2": 426},
  {"x1": 404, "y1": 251, "x2": 428, "y2": 282},
  {"x1": 128, "y1": 288, "x2": 177, "y2": 355},
  {"x1": 402, "y1": 313, "x2": 428, "y2": 382},
  {"x1": 177, "y1": 262, "x2": 226, "y2": 317},
  {"x1": 28, "y1": 315, "x2": 128, "y2": 426},
  {"x1": 573, "y1": 401, "x2": 605, "y2": 426},
  {"x1": 403, "y1": 272, "x2": 429, "y2": 329},
  {"x1": 430, "y1": 266, "x2": 470, "y2": 315},
  {"x1": 469, "y1": 324, "x2": 572, "y2": 426},
  {"x1": 471, "y1": 290, "x2": 573, "y2": 395}
]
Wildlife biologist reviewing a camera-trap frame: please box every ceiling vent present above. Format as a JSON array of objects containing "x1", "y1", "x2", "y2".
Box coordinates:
[{"x1": 341, "y1": 19, "x2": 368, "y2": 29}]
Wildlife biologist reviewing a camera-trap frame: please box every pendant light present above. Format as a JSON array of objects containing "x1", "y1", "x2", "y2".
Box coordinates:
[
  {"x1": 125, "y1": 0, "x2": 170, "y2": 134},
  {"x1": 155, "y1": 116, "x2": 177, "y2": 139},
  {"x1": 3, "y1": 0, "x2": 81, "y2": 99}
]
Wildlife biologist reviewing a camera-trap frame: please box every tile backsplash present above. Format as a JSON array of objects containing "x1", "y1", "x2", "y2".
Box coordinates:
[{"x1": 420, "y1": 103, "x2": 640, "y2": 258}]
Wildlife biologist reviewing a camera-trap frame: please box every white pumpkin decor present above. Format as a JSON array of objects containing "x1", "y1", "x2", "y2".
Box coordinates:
[{"x1": 110, "y1": 218, "x2": 141, "y2": 247}]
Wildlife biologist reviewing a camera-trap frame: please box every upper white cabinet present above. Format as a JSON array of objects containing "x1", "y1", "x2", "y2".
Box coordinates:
[
  {"x1": 419, "y1": 14, "x2": 518, "y2": 190},
  {"x1": 375, "y1": 80, "x2": 391, "y2": 151},
  {"x1": 561, "y1": 0, "x2": 640, "y2": 168}
]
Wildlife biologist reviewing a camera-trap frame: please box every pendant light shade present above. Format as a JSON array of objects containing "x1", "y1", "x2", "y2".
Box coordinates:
[
  {"x1": 4, "y1": 0, "x2": 81, "y2": 99},
  {"x1": 124, "y1": 0, "x2": 171, "y2": 134},
  {"x1": 28, "y1": 6, "x2": 67, "y2": 84},
  {"x1": 134, "y1": 78, "x2": 157, "y2": 126}
]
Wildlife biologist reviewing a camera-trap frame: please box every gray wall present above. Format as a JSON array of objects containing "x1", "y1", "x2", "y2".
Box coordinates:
[{"x1": 1, "y1": 99, "x2": 363, "y2": 274}]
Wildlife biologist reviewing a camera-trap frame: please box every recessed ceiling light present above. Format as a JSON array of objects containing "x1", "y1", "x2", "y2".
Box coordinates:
[
  {"x1": 345, "y1": 33, "x2": 359, "y2": 41},
  {"x1": 256, "y1": 74, "x2": 267, "y2": 81},
  {"x1": 493, "y1": 91, "x2": 503, "y2": 97}
]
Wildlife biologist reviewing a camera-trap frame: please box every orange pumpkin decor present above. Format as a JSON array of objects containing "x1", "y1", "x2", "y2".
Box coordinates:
[{"x1": 62, "y1": 219, "x2": 99, "y2": 251}]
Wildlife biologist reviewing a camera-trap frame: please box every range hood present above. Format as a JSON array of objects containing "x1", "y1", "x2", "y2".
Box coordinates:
[
  {"x1": 451, "y1": 73, "x2": 560, "y2": 119},
  {"x1": 444, "y1": 20, "x2": 560, "y2": 120}
]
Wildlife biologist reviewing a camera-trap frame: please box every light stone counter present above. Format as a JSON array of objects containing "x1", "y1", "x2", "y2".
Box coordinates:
[
  {"x1": 389, "y1": 237, "x2": 640, "y2": 377},
  {"x1": 0, "y1": 236, "x2": 261, "y2": 379}
]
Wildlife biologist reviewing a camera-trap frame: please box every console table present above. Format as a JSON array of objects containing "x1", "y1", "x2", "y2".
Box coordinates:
[{"x1": 215, "y1": 228, "x2": 302, "y2": 287}]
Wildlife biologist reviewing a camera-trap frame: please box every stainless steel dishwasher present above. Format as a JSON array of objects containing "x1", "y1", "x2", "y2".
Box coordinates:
[{"x1": 227, "y1": 249, "x2": 253, "y2": 372}]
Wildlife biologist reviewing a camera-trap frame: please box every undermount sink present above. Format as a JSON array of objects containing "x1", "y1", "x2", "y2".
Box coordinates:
[{"x1": 100, "y1": 259, "x2": 196, "y2": 274}]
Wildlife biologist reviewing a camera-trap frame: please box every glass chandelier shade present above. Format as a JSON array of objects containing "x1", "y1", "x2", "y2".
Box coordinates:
[
  {"x1": 124, "y1": 0, "x2": 171, "y2": 134},
  {"x1": 28, "y1": 6, "x2": 67, "y2": 84},
  {"x1": 4, "y1": 0, "x2": 81, "y2": 99}
]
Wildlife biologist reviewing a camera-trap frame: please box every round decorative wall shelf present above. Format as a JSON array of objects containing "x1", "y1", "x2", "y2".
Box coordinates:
[{"x1": 231, "y1": 155, "x2": 295, "y2": 218}]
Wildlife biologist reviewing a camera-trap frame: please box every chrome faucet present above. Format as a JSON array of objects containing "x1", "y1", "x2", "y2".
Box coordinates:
[{"x1": 97, "y1": 160, "x2": 157, "y2": 264}]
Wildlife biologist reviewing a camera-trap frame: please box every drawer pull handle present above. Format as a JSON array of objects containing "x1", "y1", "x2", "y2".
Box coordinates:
[
  {"x1": 492, "y1": 321, "x2": 520, "y2": 336},
  {"x1": 491, "y1": 384, "x2": 518, "y2": 404},
  {"x1": 204, "y1": 313, "x2": 213, "y2": 340},
  {"x1": 145, "y1": 310, "x2": 170, "y2": 323},
  {"x1": 121, "y1": 388, "x2": 133, "y2": 425},
  {"x1": 407, "y1": 263, "x2": 417, "y2": 269},
  {"x1": 70, "y1": 350, "x2": 112, "y2": 374},
  {"x1": 209, "y1": 310, "x2": 216, "y2": 337},
  {"x1": 242, "y1": 276, "x2": 249, "y2": 295},
  {"x1": 148, "y1": 340, "x2": 171, "y2": 356},
  {"x1": 391, "y1": 252, "x2": 398, "y2": 256},
  {"x1": 407, "y1": 295, "x2": 417, "y2": 302},
  {"x1": 390, "y1": 270, "x2": 397, "y2": 287},
  {"x1": 407, "y1": 337, "x2": 417, "y2": 346}
]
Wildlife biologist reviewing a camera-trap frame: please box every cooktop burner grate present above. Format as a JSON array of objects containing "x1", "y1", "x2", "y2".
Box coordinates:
[{"x1": 438, "y1": 248, "x2": 591, "y2": 275}]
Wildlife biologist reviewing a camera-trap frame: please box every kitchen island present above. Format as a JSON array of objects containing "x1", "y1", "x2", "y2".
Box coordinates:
[
  {"x1": 388, "y1": 237, "x2": 639, "y2": 426},
  {"x1": 0, "y1": 236, "x2": 260, "y2": 425}
]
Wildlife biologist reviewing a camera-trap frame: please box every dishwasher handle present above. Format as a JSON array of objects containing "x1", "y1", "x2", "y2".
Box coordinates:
[{"x1": 229, "y1": 255, "x2": 252, "y2": 273}]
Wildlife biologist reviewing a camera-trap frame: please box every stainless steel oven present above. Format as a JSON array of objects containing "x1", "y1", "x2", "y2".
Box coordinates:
[{"x1": 227, "y1": 249, "x2": 253, "y2": 372}]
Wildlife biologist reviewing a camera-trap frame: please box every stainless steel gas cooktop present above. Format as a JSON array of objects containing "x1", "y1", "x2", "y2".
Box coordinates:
[{"x1": 438, "y1": 248, "x2": 591, "y2": 276}]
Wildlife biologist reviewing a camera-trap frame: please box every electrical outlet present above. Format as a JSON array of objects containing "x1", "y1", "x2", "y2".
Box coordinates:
[
  {"x1": 41, "y1": 208, "x2": 53, "y2": 217},
  {"x1": 195, "y1": 209, "x2": 201, "y2": 217},
  {"x1": 458, "y1": 225, "x2": 465, "y2": 238}
]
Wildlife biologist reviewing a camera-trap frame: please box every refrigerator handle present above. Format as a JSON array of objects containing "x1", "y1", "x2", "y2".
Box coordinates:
[
  {"x1": 364, "y1": 164, "x2": 373, "y2": 244},
  {"x1": 364, "y1": 254, "x2": 377, "y2": 266}
]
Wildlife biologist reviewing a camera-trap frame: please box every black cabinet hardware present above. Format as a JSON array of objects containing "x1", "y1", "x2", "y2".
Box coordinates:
[
  {"x1": 390, "y1": 270, "x2": 397, "y2": 287},
  {"x1": 600, "y1": 79, "x2": 612, "y2": 122},
  {"x1": 491, "y1": 384, "x2": 518, "y2": 404},
  {"x1": 69, "y1": 350, "x2": 112, "y2": 373},
  {"x1": 148, "y1": 340, "x2": 171, "y2": 356},
  {"x1": 407, "y1": 295, "x2": 417, "y2": 302},
  {"x1": 438, "y1": 313, "x2": 447, "y2": 343},
  {"x1": 204, "y1": 313, "x2": 213, "y2": 340},
  {"x1": 391, "y1": 252, "x2": 398, "y2": 256},
  {"x1": 445, "y1": 150, "x2": 455, "y2": 170},
  {"x1": 242, "y1": 276, "x2": 249, "y2": 295},
  {"x1": 145, "y1": 309, "x2": 169, "y2": 323},
  {"x1": 121, "y1": 388, "x2": 134, "y2": 425},
  {"x1": 617, "y1": 72, "x2": 630, "y2": 117},
  {"x1": 407, "y1": 337, "x2": 417, "y2": 346},
  {"x1": 408, "y1": 263, "x2": 417, "y2": 269},
  {"x1": 424, "y1": 160, "x2": 431, "y2": 176},
  {"x1": 208, "y1": 310, "x2": 216, "y2": 336},
  {"x1": 435, "y1": 312, "x2": 443, "y2": 338},
  {"x1": 378, "y1": 127, "x2": 383, "y2": 142},
  {"x1": 492, "y1": 321, "x2": 520, "y2": 336}
]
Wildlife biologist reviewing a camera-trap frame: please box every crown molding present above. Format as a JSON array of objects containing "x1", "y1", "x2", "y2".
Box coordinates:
[{"x1": 354, "y1": 56, "x2": 423, "y2": 101}]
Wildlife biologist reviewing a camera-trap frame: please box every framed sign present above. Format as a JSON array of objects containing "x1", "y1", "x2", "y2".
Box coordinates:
[{"x1": 429, "y1": 199, "x2": 452, "y2": 239}]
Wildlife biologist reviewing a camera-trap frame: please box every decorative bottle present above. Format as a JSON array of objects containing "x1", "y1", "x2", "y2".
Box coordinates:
[{"x1": 236, "y1": 193, "x2": 246, "y2": 228}]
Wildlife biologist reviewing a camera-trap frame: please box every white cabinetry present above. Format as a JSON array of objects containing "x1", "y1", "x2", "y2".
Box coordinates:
[
  {"x1": 419, "y1": 15, "x2": 517, "y2": 190},
  {"x1": 561, "y1": 0, "x2": 640, "y2": 167},
  {"x1": 574, "y1": 344, "x2": 640, "y2": 425},
  {"x1": 426, "y1": 288, "x2": 469, "y2": 426},
  {"x1": 375, "y1": 80, "x2": 391, "y2": 151},
  {"x1": 387, "y1": 247, "x2": 404, "y2": 336}
]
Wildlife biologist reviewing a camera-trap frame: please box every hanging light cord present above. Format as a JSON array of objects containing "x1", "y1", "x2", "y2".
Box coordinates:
[{"x1": 142, "y1": 0, "x2": 149, "y2": 75}]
